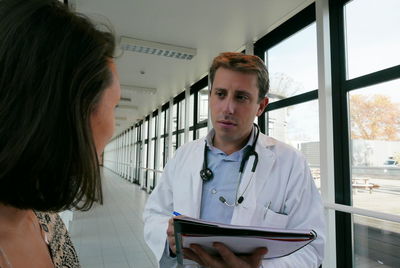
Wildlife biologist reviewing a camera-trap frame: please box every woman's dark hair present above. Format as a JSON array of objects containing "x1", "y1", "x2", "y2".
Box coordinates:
[{"x1": 0, "y1": 0, "x2": 115, "y2": 211}]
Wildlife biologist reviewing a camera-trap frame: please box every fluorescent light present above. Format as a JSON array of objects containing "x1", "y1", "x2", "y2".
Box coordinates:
[
  {"x1": 115, "y1": 116, "x2": 128, "y2": 121},
  {"x1": 120, "y1": 36, "x2": 196, "y2": 60},
  {"x1": 116, "y1": 104, "x2": 138, "y2": 110},
  {"x1": 121, "y1": 84, "x2": 157, "y2": 95}
]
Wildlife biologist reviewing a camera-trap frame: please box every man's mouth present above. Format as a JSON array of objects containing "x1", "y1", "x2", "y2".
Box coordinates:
[{"x1": 217, "y1": 120, "x2": 237, "y2": 127}]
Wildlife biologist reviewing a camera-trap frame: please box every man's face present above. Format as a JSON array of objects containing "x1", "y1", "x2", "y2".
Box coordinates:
[{"x1": 209, "y1": 67, "x2": 268, "y2": 148}]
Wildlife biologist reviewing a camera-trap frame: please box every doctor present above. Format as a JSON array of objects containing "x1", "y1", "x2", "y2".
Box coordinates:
[{"x1": 143, "y1": 52, "x2": 325, "y2": 268}]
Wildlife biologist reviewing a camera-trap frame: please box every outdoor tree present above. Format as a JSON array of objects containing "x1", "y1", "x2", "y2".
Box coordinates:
[
  {"x1": 350, "y1": 94, "x2": 400, "y2": 141},
  {"x1": 268, "y1": 72, "x2": 302, "y2": 100}
]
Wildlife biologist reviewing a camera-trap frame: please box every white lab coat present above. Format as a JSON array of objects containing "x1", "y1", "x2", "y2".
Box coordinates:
[{"x1": 143, "y1": 133, "x2": 325, "y2": 268}]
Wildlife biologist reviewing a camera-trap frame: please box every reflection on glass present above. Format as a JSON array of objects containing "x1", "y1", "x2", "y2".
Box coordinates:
[
  {"x1": 143, "y1": 120, "x2": 148, "y2": 140},
  {"x1": 178, "y1": 133, "x2": 184, "y2": 147},
  {"x1": 172, "y1": 103, "x2": 177, "y2": 132},
  {"x1": 189, "y1": 94, "x2": 194, "y2": 127},
  {"x1": 198, "y1": 87, "x2": 209, "y2": 122},
  {"x1": 349, "y1": 80, "x2": 400, "y2": 216},
  {"x1": 266, "y1": 23, "x2": 317, "y2": 102},
  {"x1": 150, "y1": 115, "x2": 156, "y2": 138},
  {"x1": 142, "y1": 142, "x2": 148, "y2": 187},
  {"x1": 345, "y1": 0, "x2": 400, "y2": 79},
  {"x1": 161, "y1": 111, "x2": 166, "y2": 134},
  {"x1": 179, "y1": 100, "x2": 185, "y2": 130},
  {"x1": 189, "y1": 130, "x2": 194, "y2": 142},
  {"x1": 158, "y1": 137, "x2": 164, "y2": 169},
  {"x1": 354, "y1": 215, "x2": 400, "y2": 267},
  {"x1": 266, "y1": 100, "x2": 320, "y2": 188},
  {"x1": 197, "y1": 127, "x2": 208, "y2": 139}
]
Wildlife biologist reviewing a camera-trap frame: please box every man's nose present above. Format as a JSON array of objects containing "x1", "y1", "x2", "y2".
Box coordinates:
[{"x1": 222, "y1": 96, "x2": 235, "y2": 114}]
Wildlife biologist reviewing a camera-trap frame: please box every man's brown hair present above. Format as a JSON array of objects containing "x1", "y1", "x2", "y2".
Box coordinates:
[{"x1": 209, "y1": 52, "x2": 269, "y2": 102}]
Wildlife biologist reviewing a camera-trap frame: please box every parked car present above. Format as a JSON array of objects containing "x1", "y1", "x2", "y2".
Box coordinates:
[{"x1": 383, "y1": 158, "x2": 399, "y2": 167}]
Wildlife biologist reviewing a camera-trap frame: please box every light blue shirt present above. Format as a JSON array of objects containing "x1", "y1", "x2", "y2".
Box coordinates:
[{"x1": 200, "y1": 127, "x2": 255, "y2": 224}]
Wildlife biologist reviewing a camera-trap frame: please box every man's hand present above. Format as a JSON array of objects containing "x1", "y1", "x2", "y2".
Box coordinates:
[
  {"x1": 166, "y1": 217, "x2": 177, "y2": 254},
  {"x1": 183, "y1": 242, "x2": 267, "y2": 268}
]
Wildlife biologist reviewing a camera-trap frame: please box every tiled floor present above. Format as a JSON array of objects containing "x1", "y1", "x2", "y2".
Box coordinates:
[{"x1": 69, "y1": 168, "x2": 157, "y2": 268}]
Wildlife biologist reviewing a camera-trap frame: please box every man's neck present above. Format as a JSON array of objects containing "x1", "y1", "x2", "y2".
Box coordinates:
[{"x1": 213, "y1": 130, "x2": 252, "y2": 155}]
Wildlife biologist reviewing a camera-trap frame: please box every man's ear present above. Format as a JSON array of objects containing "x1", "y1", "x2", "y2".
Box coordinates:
[{"x1": 256, "y1": 97, "x2": 269, "y2": 116}]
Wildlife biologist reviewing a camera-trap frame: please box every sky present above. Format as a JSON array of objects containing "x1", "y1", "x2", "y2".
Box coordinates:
[{"x1": 264, "y1": 0, "x2": 400, "y2": 142}]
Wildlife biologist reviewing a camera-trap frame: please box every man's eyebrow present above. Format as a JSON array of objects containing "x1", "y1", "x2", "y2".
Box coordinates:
[{"x1": 235, "y1": 90, "x2": 251, "y2": 95}]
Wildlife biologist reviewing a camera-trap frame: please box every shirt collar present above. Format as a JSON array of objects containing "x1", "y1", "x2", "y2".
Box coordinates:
[{"x1": 205, "y1": 125, "x2": 256, "y2": 158}]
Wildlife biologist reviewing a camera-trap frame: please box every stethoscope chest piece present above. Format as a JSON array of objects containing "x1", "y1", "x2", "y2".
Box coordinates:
[{"x1": 200, "y1": 168, "x2": 213, "y2": 181}]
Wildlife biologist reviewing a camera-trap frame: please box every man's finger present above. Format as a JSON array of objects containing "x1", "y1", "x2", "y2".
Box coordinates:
[
  {"x1": 190, "y1": 244, "x2": 222, "y2": 268},
  {"x1": 213, "y1": 242, "x2": 241, "y2": 267},
  {"x1": 183, "y1": 248, "x2": 205, "y2": 266},
  {"x1": 241, "y1": 247, "x2": 268, "y2": 267}
]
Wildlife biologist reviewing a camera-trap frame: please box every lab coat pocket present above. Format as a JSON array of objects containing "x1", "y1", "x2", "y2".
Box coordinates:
[{"x1": 263, "y1": 209, "x2": 289, "y2": 229}]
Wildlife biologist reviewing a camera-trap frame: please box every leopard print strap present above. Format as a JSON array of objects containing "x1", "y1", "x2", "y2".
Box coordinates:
[{"x1": 35, "y1": 211, "x2": 81, "y2": 268}]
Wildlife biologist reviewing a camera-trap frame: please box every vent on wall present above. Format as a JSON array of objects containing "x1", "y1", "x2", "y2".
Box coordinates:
[{"x1": 120, "y1": 36, "x2": 196, "y2": 60}]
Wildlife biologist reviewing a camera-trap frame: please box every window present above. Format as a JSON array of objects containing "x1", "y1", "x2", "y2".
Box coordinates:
[
  {"x1": 198, "y1": 87, "x2": 209, "y2": 123},
  {"x1": 331, "y1": 0, "x2": 400, "y2": 266},
  {"x1": 344, "y1": 0, "x2": 400, "y2": 79}
]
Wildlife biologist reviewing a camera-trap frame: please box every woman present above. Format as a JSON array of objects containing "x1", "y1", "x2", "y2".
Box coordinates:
[{"x1": 0, "y1": 0, "x2": 121, "y2": 267}]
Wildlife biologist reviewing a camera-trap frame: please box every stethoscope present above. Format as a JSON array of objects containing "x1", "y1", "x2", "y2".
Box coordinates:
[{"x1": 199, "y1": 124, "x2": 260, "y2": 206}]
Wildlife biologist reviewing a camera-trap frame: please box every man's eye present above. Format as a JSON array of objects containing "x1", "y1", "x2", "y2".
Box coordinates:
[
  {"x1": 216, "y1": 91, "x2": 224, "y2": 97},
  {"x1": 237, "y1": 95, "x2": 248, "y2": 101}
]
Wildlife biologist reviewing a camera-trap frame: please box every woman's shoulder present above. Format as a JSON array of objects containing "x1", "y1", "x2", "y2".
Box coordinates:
[{"x1": 35, "y1": 211, "x2": 81, "y2": 268}]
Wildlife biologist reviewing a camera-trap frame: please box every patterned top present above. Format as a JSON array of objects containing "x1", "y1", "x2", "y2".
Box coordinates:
[{"x1": 35, "y1": 211, "x2": 81, "y2": 268}]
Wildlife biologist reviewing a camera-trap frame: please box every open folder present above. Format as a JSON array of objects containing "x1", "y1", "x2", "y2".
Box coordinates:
[{"x1": 173, "y1": 217, "x2": 317, "y2": 265}]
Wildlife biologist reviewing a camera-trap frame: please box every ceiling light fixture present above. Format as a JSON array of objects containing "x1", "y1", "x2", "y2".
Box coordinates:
[
  {"x1": 116, "y1": 104, "x2": 138, "y2": 110},
  {"x1": 120, "y1": 36, "x2": 196, "y2": 60},
  {"x1": 115, "y1": 116, "x2": 128, "y2": 121},
  {"x1": 121, "y1": 84, "x2": 157, "y2": 95}
]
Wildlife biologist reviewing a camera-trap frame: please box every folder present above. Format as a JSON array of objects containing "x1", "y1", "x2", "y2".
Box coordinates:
[{"x1": 173, "y1": 217, "x2": 317, "y2": 265}]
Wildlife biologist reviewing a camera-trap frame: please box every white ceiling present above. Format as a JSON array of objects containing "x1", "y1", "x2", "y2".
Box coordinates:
[{"x1": 74, "y1": 0, "x2": 313, "y2": 136}]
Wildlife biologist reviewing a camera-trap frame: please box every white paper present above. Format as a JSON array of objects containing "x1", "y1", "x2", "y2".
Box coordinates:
[{"x1": 182, "y1": 235, "x2": 312, "y2": 259}]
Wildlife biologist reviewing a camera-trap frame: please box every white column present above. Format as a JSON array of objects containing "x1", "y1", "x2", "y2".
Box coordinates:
[
  {"x1": 147, "y1": 115, "x2": 154, "y2": 193},
  {"x1": 139, "y1": 120, "x2": 146, "y2": 189},
  {"x1": 245, "y1": 41, "x2": 254, "y2": 55},
  {"x1": 167, "y1": 98, "x2": 174, "y2": 161},
  {"x1": 130, "y1": 126, "x2": 136, "y2": 182},
  {"x1": 316, "y1": 0, "x2": 337, "y2": 267},
  {"x1": 184, "y1": 86, "x2": 190, "y2": 144},
  {"x1": 154, "y1": 106, "x2": 162, "y2": 186}
]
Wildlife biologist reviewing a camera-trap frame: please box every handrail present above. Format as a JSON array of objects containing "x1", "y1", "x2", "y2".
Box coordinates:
[{"x1": 324, "y1": 202, "x2": 400, "y2": 224}]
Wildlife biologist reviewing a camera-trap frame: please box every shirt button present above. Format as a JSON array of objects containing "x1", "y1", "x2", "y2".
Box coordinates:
[{"x1": 211, "y1": 188, "x2": 217, "y2": 194}]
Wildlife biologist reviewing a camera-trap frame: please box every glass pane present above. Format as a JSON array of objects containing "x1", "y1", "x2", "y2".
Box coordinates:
[
  {"x1": 198, "y1": 87, "x2": 209, "y2": 122},
  {"x1": 178, "y1": 132, "x2": 184, "y2": 147},
  {"x1": 189, "y1": 94, "x2": 194, "y2": 127},
  {"x1": 189, "y1": 130, "x2": 194, "y2": 142},
  {"x1": 197, "y1": 127, "x2": 208, "y2": 139},
  {"x1": 179, "y1": 100, "x2": 185, "y2": 130},
  {"x1": 143, "y1": 120, "x2": 148, "y2": 140},
  {"x1": 165, "y1": 109, "x2": 170, "y2": 134},
  {"x1": 266, "y1": 100, "x2": 320, "y2": 188},
  {"x1": 354, "y1": 215, "x2": 400, "y2": 267},
  {"x1": 149, "y1": 139, "x2": 155, "y2": 169},
  {"x1": 345, "y1": 0, "x2": 400, "y2": 79},
  {"x1": 150, "y1": 115, "x2": 156, "y2": 138},
  {"x1": 349, "y1": 80, "x2": 400, "y2": 215},
  {"x1": 266, "y1": 23, "x2": 317, "y2": 102},
  {"x1": 158, "y1": 137, "x2": 164, "y2": 170},
  {"x1": 161, "y1": 110, "x2": 165, "y2": 135},
  {"x1": 172, "y1": 103, "x2": 177, "y2": 132}
]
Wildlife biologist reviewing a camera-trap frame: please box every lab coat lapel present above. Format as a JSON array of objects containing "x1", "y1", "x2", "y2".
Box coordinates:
[
  {"x1": 231, "y1": 134, "x2": 276, "y2": 225},
  {"x1": 180, "y1": 141, "x2": 204, "y2": 218}
]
